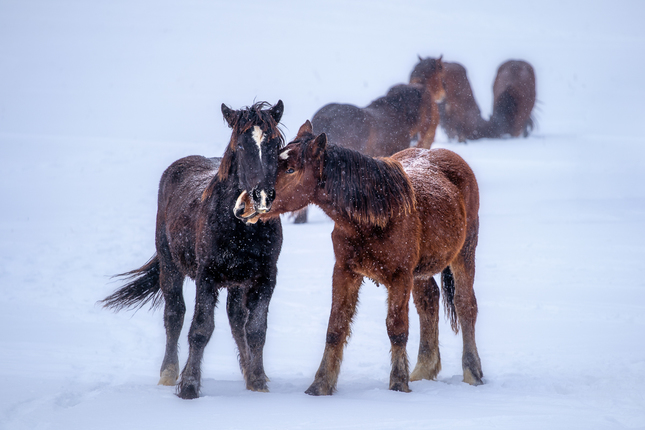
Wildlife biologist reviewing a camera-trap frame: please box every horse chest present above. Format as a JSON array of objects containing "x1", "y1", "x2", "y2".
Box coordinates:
[{"x1": 204, "y1": 219, "x2": 282, "y2": 283}]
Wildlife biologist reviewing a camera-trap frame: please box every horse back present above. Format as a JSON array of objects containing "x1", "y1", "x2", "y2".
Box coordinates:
[
  {"x1": 392, "y1": 148, "x2": 479, "y2": 273},
  {"x1": 312, "y1": 103, "x2": 371, "y2": 153},
  {"x1": 156, "y1": 155, "x2": 220, "y2": 277}
]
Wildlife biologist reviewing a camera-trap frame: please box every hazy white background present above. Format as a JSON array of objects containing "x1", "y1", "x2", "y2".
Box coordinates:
[{"x1": 1, "y1": 1, "x2": 644, "y2": 429}]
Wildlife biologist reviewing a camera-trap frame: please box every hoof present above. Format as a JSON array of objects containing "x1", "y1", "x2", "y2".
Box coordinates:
[
  {"x1": 176, "y1": 378, "x2": 200, "y2": 399},
  {"x1": 463, "y1": 368, "x2": 484, "y2": 386},
  {"x1": 158, "y1": 366, "x2": 179, "y2": 386},
  {"x1": 463, "y1": 352, "x2": 483, "y2": 386},
  {"x1": 389, "y1": 381, "x2": 411, "y2": 393},
  {"x1": 305, "y1": 381, "x2": 334, "y2": 396},
  {"x1": 247, "y1": 380, "x2": 269, "y2": 393},
  {"x1": 410, "y1": 365, "x2": 440, "y2": 382}
]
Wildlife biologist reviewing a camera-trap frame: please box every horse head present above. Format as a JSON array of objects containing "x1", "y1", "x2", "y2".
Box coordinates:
[
  {"x1": 220, "y1": 100, "x2": 284, "y2": 217},
  {"x1": 410, "y1": 55, "x2": 446, "y2": 103},
  {"x1": 236, "y1": 120, "x2": 326, "y2": 224}
]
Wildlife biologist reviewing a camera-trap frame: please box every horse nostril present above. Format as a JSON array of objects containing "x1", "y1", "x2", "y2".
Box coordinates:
[
  {"x1": 253, "y1": 188, "x2": 261, "y2": 200},
  {"x1": 268, "y1": 189, "x2": 275, "y2": 200}
]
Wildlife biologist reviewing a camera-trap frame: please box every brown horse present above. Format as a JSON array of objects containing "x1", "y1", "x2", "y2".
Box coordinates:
[
  {"x1": 486, "y1": 60, "x2": 536, "y2": 138},
  {"x1": 439, "y1": 61, "x2": 489, "y2": 142},
  {"x1": 237, "y1": 121, "x2": 483, "y2": 395},
  {"x1": 409, "y1": 55, "x2": 446, "y2": 144}
]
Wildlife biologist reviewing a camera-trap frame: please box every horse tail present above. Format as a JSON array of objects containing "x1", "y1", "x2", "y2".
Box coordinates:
[
  {"x1": 101, "y1": 255, "x2": 164, "y2": 311},
  {"x1": 441, "y1": 266, "x2": 459, "y2": 334}
]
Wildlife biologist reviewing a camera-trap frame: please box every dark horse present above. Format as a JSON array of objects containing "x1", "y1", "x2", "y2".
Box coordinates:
[
  {"x1": 486, "y1": 60, "x2": 536, "y2": 138},
  {"x1": 101, "y1": 101, "x2": 285, "y2": 399},
  {"x1": 438, "y1": 61, "x2": 489, "y2": 142},
  {"x1": 238, "y1": 121, "x2": 483, "y2": 395}
]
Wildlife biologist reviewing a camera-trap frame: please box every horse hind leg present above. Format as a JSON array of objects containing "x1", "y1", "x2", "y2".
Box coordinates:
[
  {"x1": 410, "y1": 275, "x2": 441, "y2": 382},
  {"x1": 450, "y1": 249, "x2": 483, "y2": 386},
  {"x1": 158, "y1": 263, "x2": 186, "y2": 386}
]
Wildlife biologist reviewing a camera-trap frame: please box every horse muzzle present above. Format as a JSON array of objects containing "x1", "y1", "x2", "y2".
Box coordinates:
[{"x1": 233, "y1": 190, "x2": 263, "y2": 224}]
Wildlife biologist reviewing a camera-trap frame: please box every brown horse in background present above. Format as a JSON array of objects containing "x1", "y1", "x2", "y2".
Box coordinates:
[
  {"x1": 439, "y1": 61, "x2": 489, "y2": 142},
  {"x1": 486, "y1": 60, "x2": 536, "y2": 138},
  {"x1": 238, "y1": 121, "x2": 483, "y2": 395},
  {"x1": 409, "y1": 55, "x2": 446, "y2": 144},
  {"x1": 312, "y1": 83, "x2": 438, "y2": 157}
]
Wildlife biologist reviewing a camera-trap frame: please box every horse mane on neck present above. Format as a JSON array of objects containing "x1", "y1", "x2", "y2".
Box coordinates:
[
  {"x1": 202, "y1": 102, "x2": 285, "y2": 201},
  {"x1": 321, "y1": 144, "x2": 416, "y2": 228}
]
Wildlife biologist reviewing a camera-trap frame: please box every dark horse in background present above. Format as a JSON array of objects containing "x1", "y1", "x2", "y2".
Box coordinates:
[
  {"x1": 439, "y1": 61, "x2": 489, "y2": 142},
  {"x1": 102, "y1": 101, "x2": 285, "y2": 399},
  {"x1": 238, "y1": 121, "x2": 483, "y2": 395},
  {"x1": 486, "y1": 60, "x2": 536, "y2": 138},
  {"x1": 290, "y1": 56, "x2": 445, "y2": 223},
  {"x1": 438, "y1": 59, "x2": 536, "y2": 141}
]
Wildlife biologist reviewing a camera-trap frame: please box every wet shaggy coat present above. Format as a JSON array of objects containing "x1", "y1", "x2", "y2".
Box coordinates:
[
  {"x1": 246, "y1": 121, "x2": 483, "y2": 395},
  {"x1": 102, "y1": 101, "x2": 285, "y2": 399}
]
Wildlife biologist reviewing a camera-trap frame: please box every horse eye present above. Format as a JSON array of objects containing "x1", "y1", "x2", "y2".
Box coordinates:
[{"x1": 286, "y1": 168, "x2": 295, "y2": 174}]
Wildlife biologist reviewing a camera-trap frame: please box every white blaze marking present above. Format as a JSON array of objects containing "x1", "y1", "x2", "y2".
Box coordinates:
[
  {"x1": 252, "y1": 126, "x2": 265, "y2": 160},
  {"x1": 279, "y1": 148, "x2": 291, "y2": 160},
  {"x1": 259, "y1": 190, "x2": 269, "y2": 212}
]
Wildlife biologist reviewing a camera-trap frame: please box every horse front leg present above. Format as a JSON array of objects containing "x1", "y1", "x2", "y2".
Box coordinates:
[
  {"x1": 385, "y1": 272, "x2": 413, "y2": 392},
  {"x1": 410, "y1": 275, "x2": 441, "y2": 382},
  {"x1": 176, "y1": 272, "x2": 219, "y2": 399},
  {"x1": 305, "y1": 265, "x2": 362, "y2": 396},
  {"x1": 242, "y1": 273, "x2": 276, "y2": 392},
  {"x1": 226, "y1": 287, "x2": 251, "y2": 381}
]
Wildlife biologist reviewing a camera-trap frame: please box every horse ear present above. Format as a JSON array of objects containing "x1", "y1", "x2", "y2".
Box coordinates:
[
  {"x1": 270, "y1": 100, "x2": 284, "y2": 123},
  {"x1": 418, "y1": 54, "x2": 423, "y2": 61},
  {"x1": 310, "y1": 132, "x2": 327, "y2": 160},
  {"x1": 221, "y1": 104, "x2": 237, "y2": 128},
  {"x1": 296, "y1": 120, "x2": 313, "y2": 137}
]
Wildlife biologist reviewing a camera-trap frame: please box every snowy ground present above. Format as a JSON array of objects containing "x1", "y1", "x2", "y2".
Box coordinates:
[{"x1": 1, "y1": 1, "x2": 644, "y2": 429}]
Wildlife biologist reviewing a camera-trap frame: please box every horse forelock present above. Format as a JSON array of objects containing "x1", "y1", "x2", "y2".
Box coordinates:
[
  {"x1": 321, "y1": 144, "x2": 416, "y2": 228},
  {"x1": 216, "y1": 102, "x2": 285, "y2": 183}
]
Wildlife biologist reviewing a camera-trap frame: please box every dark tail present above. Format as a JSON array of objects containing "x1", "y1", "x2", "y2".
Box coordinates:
[
  {"x1": 101, "y1": 255, "x2": 164, "y2": 311},
  {"x1": 441, "y1": 266, "x2": 459, "y2": 333}
]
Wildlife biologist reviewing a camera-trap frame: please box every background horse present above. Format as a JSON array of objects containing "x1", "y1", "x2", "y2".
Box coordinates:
[
  {"x1": 312, "y1": 83, "x2": 436, "y2": 157},
  {"x1": 439, "y1": 61, "x2": 489, "y2": 142},
  {"x1": 239, "y1": 121, "x2": 483, "y2": 395},
  {"x1": 102, "y1": 101, "x2": 285, "y2": 399},
  {"x1": 486, "y1": 60, "x2": 536, "y2": 137}
]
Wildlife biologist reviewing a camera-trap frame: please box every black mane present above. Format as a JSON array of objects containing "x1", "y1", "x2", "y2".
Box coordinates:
[{"x1": 321, "y1": 143, "x2": 415, "y2": 227}]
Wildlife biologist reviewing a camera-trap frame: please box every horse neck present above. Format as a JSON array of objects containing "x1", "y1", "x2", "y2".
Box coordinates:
[{"x1": 313, "y1": 145, "x2": 415, "y2": 229}]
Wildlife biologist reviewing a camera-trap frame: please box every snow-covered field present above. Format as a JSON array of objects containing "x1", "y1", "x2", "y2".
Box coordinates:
[{"x1": 1, "y1": 1, "x2": 644, "y2": 429}]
